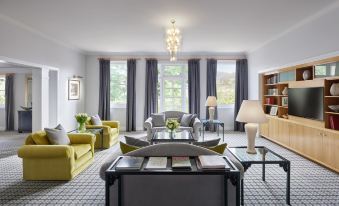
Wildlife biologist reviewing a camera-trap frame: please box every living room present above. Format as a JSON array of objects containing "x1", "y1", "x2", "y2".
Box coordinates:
[{"x1": 0, "y1": 0, "x2": 338, "y2": 205}]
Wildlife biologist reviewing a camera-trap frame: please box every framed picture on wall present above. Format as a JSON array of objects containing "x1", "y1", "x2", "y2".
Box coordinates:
[
  {"x1": 282, "y1": 97, "x2": 288, "y2": 107},
  {"x1": 270, "y1": 106, "x2": 278, "y2": 116},
  {"x1": 68, "y1": 80, "x2": 80, "y2": 100}
]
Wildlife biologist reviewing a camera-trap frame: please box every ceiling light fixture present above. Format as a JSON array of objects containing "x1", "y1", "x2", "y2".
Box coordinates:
[{"x1": 166, "y1": 19, "x2": 181, "y2": 61}]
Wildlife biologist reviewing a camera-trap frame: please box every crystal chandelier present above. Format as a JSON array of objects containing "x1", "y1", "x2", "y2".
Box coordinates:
[{"x1": 166, "y1": 19, "x2": 181, "y2": 61}]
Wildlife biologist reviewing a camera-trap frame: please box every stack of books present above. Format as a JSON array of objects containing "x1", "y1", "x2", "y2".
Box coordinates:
[
  {"x1": 172, "y1": 157, "x2": 192, "y2": 170},
  {"x1": 198, "y1": 155, "x2": 230, "y2": 170},
  {"x1": 115, "y1": 157, "x2": 144, "y2": 170}
]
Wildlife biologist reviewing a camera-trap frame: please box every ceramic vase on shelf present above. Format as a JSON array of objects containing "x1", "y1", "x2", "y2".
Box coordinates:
[
  {"x1": 302, "y1": 70, "x2": 311, "y2": 80},
  {"x1": 282, "y1": 87, "x2": 288, "y2": 95},
  {"x1": 330, "y1": 83, "x2": 339, "y2": 96}
]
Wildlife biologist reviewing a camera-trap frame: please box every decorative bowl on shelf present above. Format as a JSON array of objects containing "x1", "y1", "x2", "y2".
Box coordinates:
[
  {"x1": 20, "y1": 106, "x2": 32, "y2": 111},
  {"x1": 328, "y1": 105, "x2": 339, "y2": 113}
]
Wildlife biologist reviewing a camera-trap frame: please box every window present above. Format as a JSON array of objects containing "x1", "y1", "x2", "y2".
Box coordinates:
[
  {"x1": 0, "y1": 76, "x2": 5, "y2": 107},
  {"x1": 216, "y1": 60, "x2": 236, "y2": 106},
  {"x1": 158, "y1": 63, "x2": 188, "y2": 112},
  {"x1": 110, "y1": 61, "x2": 127, "y2": 107}
]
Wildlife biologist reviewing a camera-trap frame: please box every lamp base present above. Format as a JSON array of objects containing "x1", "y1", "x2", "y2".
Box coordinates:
[
  {"x1": 208, "y1": 107, "x2": 215, "y2": 121},
  {"x1": 245, "y1": 123, "x2": 257, "y2": 154}
]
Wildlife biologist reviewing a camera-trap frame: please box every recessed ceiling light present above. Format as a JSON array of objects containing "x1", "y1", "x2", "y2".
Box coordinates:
[{"x1": 0, "y1": 60, "x2": 6, "y2": 63}]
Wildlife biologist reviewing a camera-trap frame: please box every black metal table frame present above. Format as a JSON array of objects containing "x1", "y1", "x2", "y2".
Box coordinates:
[
  {"x1": 150, "y1": 130, "x2": 195, "y2": 144},
  {"x1": 228, "y1": 146, "x2": 290, "y2": 205},
  {"x1": 105, "y1": 156, "x2": 241, "y2": 206},
  {"x1": 200, "y1": 120, "x2": 225, "y2": 142}
]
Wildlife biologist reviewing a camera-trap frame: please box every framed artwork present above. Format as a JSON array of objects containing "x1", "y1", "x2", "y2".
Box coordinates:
[
  {"x1": 270, "y1": 106, "x2": 278, "y2": 116},
  {"x1": 282, "y1": 97, "x2": 288, "y2": 107},
  {"x1": 68, "y1": 80, "x2": 80, "y2": 100}
]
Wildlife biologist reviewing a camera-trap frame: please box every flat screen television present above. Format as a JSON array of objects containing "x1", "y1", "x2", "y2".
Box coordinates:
[{"x1": 288, "y1": 87, "x2": 324, "y2": 121}]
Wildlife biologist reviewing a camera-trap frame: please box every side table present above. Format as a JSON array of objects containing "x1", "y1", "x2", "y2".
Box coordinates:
[{"x1": 200, "y1": 119, "x2": 225, "y2": 141}]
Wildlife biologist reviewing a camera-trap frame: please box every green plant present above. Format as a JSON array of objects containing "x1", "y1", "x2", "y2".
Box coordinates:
[
  {"x1": 166, "y1": 119, "x2": 180, "y2": 131},
  {"x1": 75, "y1": 113, "x2": 89, "y2": 124}
]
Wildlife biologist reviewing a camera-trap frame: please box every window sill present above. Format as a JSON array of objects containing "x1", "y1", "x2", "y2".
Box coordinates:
[{"x1": 217, "y1": 105, "x2": 235, "y2": 109}]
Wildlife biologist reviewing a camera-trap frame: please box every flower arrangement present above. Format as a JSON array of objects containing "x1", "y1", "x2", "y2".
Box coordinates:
[
  {"x1": 166, "y1": 118, "x2": 180, "y2": 132},
  {"x1": 75, "y1": 113, "x2": 89, "y2": 132}
]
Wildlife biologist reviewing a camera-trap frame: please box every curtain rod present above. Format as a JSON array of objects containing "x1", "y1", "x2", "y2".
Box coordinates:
[{"x1": 97, "y1": 56, "x2": 244, "y2": 61}]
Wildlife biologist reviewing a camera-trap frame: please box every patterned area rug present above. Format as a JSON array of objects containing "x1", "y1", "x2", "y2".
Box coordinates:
[{"x1": 0, "y1": 131, "x2": 338, "y2": 205}]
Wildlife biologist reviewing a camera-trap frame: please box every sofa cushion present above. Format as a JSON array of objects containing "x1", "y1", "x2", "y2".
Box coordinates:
[
  {"x1": 91, "y1": 114, "x2": 103, "y2": 126},
  {"x1": 120, "y1": 142, "x2": 140, "y2": 154},
  {"x1": 189, "y1": 114, "x2": 198, "y2": 126},
  {"x1": 151, "y1": 113, "x2": 166, "y2": 127},
  {"x1": 45, "y1": 124, "x2": 70, "y2": 145},
  {"x1": 206, "y1": 143, "x2": 227, "y2": 154},
  {"x1": 193, "y1": 138, "x2": 220, "y2": 147},
  {"x1": 180, "y1": 114, "x2": 193, "y2": 127},
  {"x1": 110, "y1": 128, "x2": 118, "y2": 135},
  {"x1": 71, "y1": 144, "x2": 91, "y2": 159},
  {"x1": 32, "y1": 131, "x2": 50, "y2": 145},
  {"x1": 125, "y1": 136, "x2": 150, "y2": 147}
]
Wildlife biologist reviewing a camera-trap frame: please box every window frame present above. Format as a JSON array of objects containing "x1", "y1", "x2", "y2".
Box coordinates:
[
  {"x1": 0, "y1": 75, "x2": 5, "y2": 108},
  {"x1": 110, "y1": 61, "x2": 127, "y2": 109},
  {"x1": 216, "y1": 60, "x2": 236, "y2": 108},
  {"x1": 158, "y1": 62, "x2": 188, "y2": 112}
]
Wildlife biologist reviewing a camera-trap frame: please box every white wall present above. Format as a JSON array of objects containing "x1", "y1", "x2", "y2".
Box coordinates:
[
  {"x1": 0, "y1": 16, "x2": 86, "y2": 131},
  {"x1": 85, "y1": 54, "x2": 244, "y2": 131},
  {"x1": 248, "y1": 3, "x2": 339, "y2": 100}
]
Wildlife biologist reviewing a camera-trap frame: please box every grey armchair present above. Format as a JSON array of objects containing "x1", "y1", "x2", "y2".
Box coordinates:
[{"x1": 144, "y1": 111, "x2": 202, "y2": 141}]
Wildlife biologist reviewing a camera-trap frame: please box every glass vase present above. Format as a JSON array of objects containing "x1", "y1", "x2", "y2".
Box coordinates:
[{"x1": 78, "y1": 122, "x2": 86, "y2": 133}]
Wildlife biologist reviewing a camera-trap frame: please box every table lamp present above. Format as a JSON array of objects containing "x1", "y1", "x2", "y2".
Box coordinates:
[
  {"x1": 205, "y1": 96, "x2": 217, "y2": 121},
  {"x1": 236, "y1": 100, "x2": 268, "y2": 154}
]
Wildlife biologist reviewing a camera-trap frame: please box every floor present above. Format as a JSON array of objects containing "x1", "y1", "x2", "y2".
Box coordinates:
[{"x1": 0, "y1": 131, "x2": 338, "y2": 205}]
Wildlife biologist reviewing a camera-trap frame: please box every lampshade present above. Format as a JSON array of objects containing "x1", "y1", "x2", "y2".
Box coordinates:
[
  {"x1": 236, "y1": 100, "x2": 268, "y2": 123},
  {"x1": 205, "y1": 96, "x2": 217, "y2": 107}
]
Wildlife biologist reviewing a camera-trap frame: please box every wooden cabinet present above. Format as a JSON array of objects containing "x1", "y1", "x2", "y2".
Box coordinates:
[
  {"x1": 303, "y1": 126, "x2": 323, "y2": 162},
  {"x1": 322, "y1": 131, "x2": 339, "y2": 171},
  {"x1": 289, "y1": 123, "x2": 305, "y2": 153},
  {"x1": 260, "y1": 122, "x2": 269, "y2": 137},
  {"x1": 268, "y1": 117, "x2": 279, "y2": 141},
  {"x1": 277, "y1": 120, "x2": 289, "y2": 146}
]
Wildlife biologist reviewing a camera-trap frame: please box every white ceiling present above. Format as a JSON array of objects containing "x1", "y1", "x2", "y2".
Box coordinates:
[{"x1": 0, "y1": 0, "x2": 337, "y2": 54}]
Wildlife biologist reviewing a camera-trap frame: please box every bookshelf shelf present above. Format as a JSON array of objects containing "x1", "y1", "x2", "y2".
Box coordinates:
[
  {"x1": 325, "y1": 112, "x2": 339, "y2": 115},
  {"x1": 325, "y1": 96, "x2": 339, "y2": 98}
]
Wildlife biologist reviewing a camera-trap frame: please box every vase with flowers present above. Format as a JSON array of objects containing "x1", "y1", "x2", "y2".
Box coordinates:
[
  {"x1": 166, "y1": 119, "x2": 180, "y2": 138},
  {"x1": 75, "y1": 113, "x2": 89, "y2": 133}
]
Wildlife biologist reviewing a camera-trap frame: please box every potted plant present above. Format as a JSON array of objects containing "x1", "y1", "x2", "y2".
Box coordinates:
[
  {"x1": 166, "y1": 119, "x2": 180, "y2": 137},
  {"x1": 75, "y1": 113, "x2": 89, "y2": 133}
]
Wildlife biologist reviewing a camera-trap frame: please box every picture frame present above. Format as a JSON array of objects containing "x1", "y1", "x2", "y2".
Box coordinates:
[
  {"x1": 68, "y1": 80, "x2": 80, "y2": 100},
  {"x1": 270, "y1": 106, "x2": 278, "y2": 116},
  {"x1": 282, "y1": 97, "x2": 288, "y2": 107}
]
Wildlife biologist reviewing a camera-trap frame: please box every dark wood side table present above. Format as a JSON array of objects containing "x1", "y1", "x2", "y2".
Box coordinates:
[
  {"x1": 228, "y1": 146, "x2": 291, "y2": 205},
  {"x1": 18, "y1": 110, "x2": 32, "y2": 133}
]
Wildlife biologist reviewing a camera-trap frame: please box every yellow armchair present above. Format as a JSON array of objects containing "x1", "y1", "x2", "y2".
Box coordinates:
[
  {"x1": 86, "y1": 120, "x2": 120, "y2": 148},
  {"x1": 18, "y1": 132, "x2": 95, "y2": 181}
]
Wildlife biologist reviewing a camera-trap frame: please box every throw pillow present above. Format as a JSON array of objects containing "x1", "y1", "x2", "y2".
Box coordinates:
[
  {"x1": 120, "y1": 141, "x2": 140, "y2": 154},
  {"x1": 180, "y1": 114, "x2": 193, "y2": 127},
  {"x1": 45, "y1": 124, "x2": 70, "y2": 145},
  {"x1": 189, "y1": 114, "x2": 198, "y2": 126},
  {"x1": 125, "y1": 136, "x2": 150, "y2": 147},
  {"x1": 193, "y1": 138, "x2": 220, "y2": 147},
  {"x1": 32, "y1": 131, "x2": 50, "y2": 145},
  {"x1": 151, "y1": 113, "x2": 166, "y2": 127},
  {"x1": 91, "y1": 114, "x2": 102, "y2": 126},
  {"x1": 207, "y1": 143, "x2": 227, "y2": 154}
]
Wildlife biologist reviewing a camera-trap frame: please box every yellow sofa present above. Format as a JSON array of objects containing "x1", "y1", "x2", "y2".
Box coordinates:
[
  {"x1": 86, "y1": 120, "x2": 120, "y2": 148},
  {"x1": 17, "y1": 131, "x2": 95, "y2": 180}
]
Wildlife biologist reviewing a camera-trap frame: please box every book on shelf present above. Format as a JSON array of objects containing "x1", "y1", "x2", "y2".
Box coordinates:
[
  {"x1": 198, "y1": 155, "x2": 230, "y2": 170},
  {"x1": 172, "y1": 157, "x2": 191, "y2": 170},
  {"x1": 329, "y1": 115, "x2": 339, "y2": 130},
  {"x1": 115, "y1": 157, "x2": 144, "y2": 170},
  {"x1": 145, "y1": 157, "x2": 168, "y2": 170}
]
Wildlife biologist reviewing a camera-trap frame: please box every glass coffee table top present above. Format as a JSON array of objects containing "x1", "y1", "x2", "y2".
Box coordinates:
[
  {"x1": 152, "y1": 130, "x2": 194, "y2": 143},
  {"x1": 228, "y1": 146, "x2": 286, "y2": 163}
]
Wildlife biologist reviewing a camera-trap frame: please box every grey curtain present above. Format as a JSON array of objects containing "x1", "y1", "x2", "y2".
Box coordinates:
[
  {"x1": 144, "y1": 59, "x2": 158, "y2": 121},
  {"x1": 5, "y1": 74, "x2": 14, "y2": 131},
  {"x1": 206, "y1": 59, "x2": 218, "y2": 131},
  {"x1": 98, "y1": 59, "x2": 111, "y2": 120},
  {"x1": 188, "y1": 59, "x2": 200, "y2": 117},
  {"x1": 234, "y1": 59, "x2": 248, "y2": 132},
  {"x1": 126, "y1": 59, "x2": 136, "y2": 131}
]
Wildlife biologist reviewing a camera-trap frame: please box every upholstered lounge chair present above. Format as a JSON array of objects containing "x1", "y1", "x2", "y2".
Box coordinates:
[{"x1": 86, "y1": 120, "x2": 120, "y2": 148}]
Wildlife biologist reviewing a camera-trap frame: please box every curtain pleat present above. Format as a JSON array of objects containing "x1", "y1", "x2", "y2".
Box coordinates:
[
  {"x1": 5, "y1": 74, "x2": 14, "y2": 131},
  {"x1": 234, "y1": 59, "x2": 248, "y2": 131},
  {"x1": 206, "y1": 59, "x2": 218, "y2": 131},
  {"x1": 188, "y1": 59, "x2": 200, "y2": 117},
  {"x1": 126, "y1": 59, "x2": 136, "y2": 131},
  {"x1": 98, "y1": 59, "x2": 111, "y2": 120},
  {"x1": 144, "y1": 59, "x2": 158, "y2": 121}
]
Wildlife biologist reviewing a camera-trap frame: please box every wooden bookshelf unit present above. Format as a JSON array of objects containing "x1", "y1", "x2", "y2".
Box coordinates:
[{"x1": 259, "y1": 56, "x2": 339, "y2": 173}]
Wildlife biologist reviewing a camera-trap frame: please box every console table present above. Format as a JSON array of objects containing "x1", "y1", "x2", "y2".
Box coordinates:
[
  {"x1": 105, "y1": 156, "x2": 241, "y2": 206},
  {"x1": 228, "y1": 146, "x2": 290, "y2": 205}
]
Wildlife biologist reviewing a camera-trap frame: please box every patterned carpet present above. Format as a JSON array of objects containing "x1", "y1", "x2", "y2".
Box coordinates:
[{"x1": 0, "y1": 131, "x2": 338, "y2": 205}]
